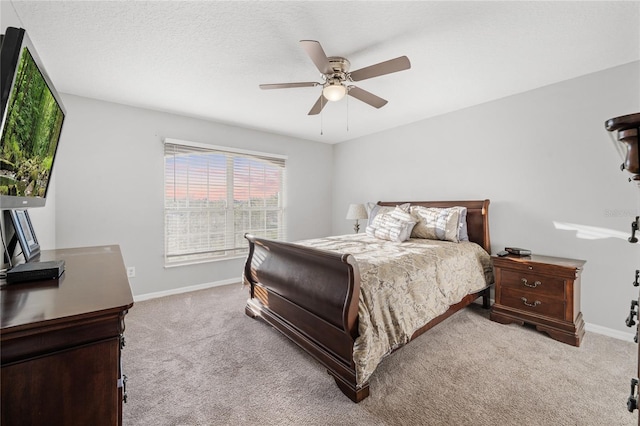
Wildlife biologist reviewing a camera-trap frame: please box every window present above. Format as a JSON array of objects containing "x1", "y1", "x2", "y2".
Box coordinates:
[{"x1": 164, "y1": 139, "x2": 286, "y2": 265}]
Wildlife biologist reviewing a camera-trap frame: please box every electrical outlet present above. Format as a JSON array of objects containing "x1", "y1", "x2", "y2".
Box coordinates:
[{"x1": 126, "y1": 267, "x2": 136, "y2": 278}]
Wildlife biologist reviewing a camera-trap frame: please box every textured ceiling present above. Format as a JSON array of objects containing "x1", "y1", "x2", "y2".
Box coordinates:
[{"x1": 5, "y1": 1, "x2": 640, "y2": 144}]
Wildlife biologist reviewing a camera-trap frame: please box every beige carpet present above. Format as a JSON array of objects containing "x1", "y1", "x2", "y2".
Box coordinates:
[{"x1": 122, "y1": 283, "x2": 637, "y2": 425}]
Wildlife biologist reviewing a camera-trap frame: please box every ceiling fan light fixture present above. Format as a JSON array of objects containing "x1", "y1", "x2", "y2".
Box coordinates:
[
  {"x1": 323, "y1": 83, "x2": 347, "y2": 102},
  {"x1": 260, "y1": 40, "x2": 410, "y2": 115}
]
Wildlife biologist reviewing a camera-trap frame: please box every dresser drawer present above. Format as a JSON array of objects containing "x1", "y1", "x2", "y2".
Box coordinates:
[
  {"x1": 500, "y1": 270, "x2": 565, "y2": 299},
  {"x1": 500, "y1": 286, "x2": 565, "y2": 320}
]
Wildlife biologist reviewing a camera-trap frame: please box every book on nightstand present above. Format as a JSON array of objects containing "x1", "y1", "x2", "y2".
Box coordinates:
[{"x1": 504, "y1": 247, "x2": 531, "y2": 256}]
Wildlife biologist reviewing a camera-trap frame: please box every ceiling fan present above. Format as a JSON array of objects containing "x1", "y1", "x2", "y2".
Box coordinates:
[{"x1": 259, "y1": 40, "x2": 411, "y2": 115}]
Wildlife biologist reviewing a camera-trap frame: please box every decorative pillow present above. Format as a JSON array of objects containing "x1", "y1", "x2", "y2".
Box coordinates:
[
  {"x1": 365, "y1": 202, "x2": 410, "y2": 227},
  {"x1": 366, "y1": 206, "x2": 416, "y2": 242},
  {"x1": 410, "y1": 206, "x2": 461, "y2": 242},
  {"x1": 455, "y1": 206, "x2": 469, "y2": 241}
]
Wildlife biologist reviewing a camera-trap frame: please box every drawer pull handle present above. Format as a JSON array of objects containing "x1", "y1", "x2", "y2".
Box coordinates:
[
  {"x1": 627, "y1": 300, "x2": 639, "y2": 327},
  {"x1": 521, "y1": 278, "x2": 541, "y2": 288},
  {"x1": 521, "y1": 297, "x2": 541, "y2": 307},
  {"x1": 628, "y1": 378, "x2": 639, "y2": 412}
]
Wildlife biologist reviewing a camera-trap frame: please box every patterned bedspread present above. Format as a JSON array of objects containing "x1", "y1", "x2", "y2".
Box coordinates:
[{"x1": 297, "y1": 233, "x2": 494, "y2": 387}]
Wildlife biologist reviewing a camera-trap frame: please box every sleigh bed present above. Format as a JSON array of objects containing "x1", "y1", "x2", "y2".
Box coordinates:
[{"x1": 243, "y1": 199, "x2": 493, "y2": 402}]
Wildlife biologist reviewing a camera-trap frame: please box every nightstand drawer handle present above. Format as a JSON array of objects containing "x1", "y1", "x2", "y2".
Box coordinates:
[
  {"x1": 521, "y1": 278, "x2": 541, "y2": 288},
  {"x1": 521, "y1": 297, "x2": 541, "y2": 307}
]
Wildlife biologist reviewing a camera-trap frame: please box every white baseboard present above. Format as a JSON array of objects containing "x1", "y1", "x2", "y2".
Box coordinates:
[
  {"x1": 133, "y1": 278, "x2": 240, "y2": 302},
  {"x1": 585, "y1": 322, "x2": 636, "y2": 342},
  {"x1": 473, "y1": 299, "x2": 635, "y2": 343},
  {"x1": 134, "y1": 285, "x2": 638, "y2": 343}
]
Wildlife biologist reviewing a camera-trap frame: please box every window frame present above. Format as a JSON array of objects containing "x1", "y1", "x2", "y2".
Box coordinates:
[{"x1": 163, "y1": 138, "x2": 287, "y2": 267}]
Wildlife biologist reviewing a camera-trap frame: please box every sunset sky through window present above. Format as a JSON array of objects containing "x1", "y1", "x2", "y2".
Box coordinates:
[{"x1": 166, "y1": 153, "x2": 281, "y2": 202}]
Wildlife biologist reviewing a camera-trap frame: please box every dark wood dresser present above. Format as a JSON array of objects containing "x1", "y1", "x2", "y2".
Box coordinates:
[
  {"x1": 490, "y1": 254, "x2": 585, "y2": 346},
  {"x1": 1, "y1": 245, "x2": 133, "y2": 426}
]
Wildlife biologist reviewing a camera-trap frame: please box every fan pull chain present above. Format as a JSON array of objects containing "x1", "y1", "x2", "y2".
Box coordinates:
[
  {"x1": 320, "y1": 96, "x2": 324, "y2": 136},
  {"x1": 346, "y1": 93, "x2": 349, "y2": 132}
]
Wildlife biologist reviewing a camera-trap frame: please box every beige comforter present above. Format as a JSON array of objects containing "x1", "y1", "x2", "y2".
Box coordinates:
[{"x1": 297, "y1": 233, "x2": 494, "y2": 387}]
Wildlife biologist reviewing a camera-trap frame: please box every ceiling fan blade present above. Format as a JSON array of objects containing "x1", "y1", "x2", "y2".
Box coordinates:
[
  {"x1": 349, "y1": 56, "x2": 411, "y2": 82},
  {"x1": 308, "y1": 95, "x2": 328, "y2": 115},
  {"x1": 300, "y1": 40, "x2": 332, "y2": 75},
  {"x1": 259, "y1": 82, "x2": 319, "y2": 90},
  {"x1": 348, "y1": 86, "x2": 388, "y2": 109}
]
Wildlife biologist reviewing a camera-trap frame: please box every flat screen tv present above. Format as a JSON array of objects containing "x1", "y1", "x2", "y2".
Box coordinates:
[{"x1": 0, "y1": 26, "x2": 66, "y2": 210}]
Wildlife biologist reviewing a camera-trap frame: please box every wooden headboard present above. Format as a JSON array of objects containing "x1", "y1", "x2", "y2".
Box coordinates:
[{"x1": 377, "y1": 200, "x2": 491, "y2": 254}]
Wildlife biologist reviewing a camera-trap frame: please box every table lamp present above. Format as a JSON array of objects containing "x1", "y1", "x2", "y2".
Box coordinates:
[{"x1": 346, "y1": 204, "x2": 368, "y2": 234}]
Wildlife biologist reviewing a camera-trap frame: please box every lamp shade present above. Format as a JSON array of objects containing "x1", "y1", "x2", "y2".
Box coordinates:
[{"x1": 346, "y1": 203, "x2": 368, "y2": 220}]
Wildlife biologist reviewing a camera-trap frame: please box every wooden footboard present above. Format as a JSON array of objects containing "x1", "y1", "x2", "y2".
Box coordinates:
[{"x1": 243, "y1": 234, "x2": 367, "y2": 401}]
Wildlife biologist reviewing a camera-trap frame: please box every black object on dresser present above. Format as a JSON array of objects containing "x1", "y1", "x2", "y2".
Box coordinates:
[
  {"x1": 5, "y1": 259, "x2": 65, "y2": 284},
  {"x1": 490, "y1": 254, "x2": 586, "y2": 347},
  {"x1": 1, "y1": 245, "x2": 133, "y2": 426}
]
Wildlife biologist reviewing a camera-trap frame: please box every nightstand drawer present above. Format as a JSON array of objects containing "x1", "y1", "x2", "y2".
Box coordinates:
[
  {"x1": 500, "y1": 270, "x2": 565, "y2": 299},
  {"x1": 500, "y1": 287, "x2": 565, "y2": 320}
]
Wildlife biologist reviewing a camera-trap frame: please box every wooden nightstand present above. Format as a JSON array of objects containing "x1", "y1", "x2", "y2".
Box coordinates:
[{"x1": 490, "y1": 254, "x2": 586, "y2": 347}]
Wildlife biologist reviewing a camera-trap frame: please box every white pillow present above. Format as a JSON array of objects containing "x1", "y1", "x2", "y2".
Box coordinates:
[
  {"x1": 366, "y1": 206, "x2": 416, "y2": 242},
  {"x1": 365, "y1": 202, "x2": 410, "y2": 227}
]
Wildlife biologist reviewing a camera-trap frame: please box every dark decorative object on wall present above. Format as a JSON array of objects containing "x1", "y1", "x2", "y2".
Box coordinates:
[
  {"x1": 606, "y1": 112, "x2": 640, "y2": 424},
  {"x1": 605, "y1": 112, "x2": 640, "y2": 180},
  {"x1": 605, "y1": 113, "x2": 640, "y2": 243}
]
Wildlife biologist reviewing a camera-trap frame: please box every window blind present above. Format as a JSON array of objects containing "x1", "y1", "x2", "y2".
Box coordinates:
[{"x1": 164, "y1": 140, "x2": 286, "y2": 265}]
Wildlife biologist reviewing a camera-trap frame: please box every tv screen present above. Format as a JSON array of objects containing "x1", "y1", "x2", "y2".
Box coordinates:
[{"x1": 0, "y1": 27, "x2": 66, "y2": 209}]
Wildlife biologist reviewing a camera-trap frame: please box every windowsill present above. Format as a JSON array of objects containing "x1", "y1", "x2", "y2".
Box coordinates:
[{"x1": 164, "y1": 254, "x2": 247, "y2": 269}]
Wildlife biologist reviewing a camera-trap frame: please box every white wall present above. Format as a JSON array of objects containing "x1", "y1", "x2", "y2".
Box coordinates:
[
  {"x1": 332, "y1": 61, "x2": 640, "y2": 334},
  {"x1": 53, "y1": 95, "x2": 333, "y2": 296}
]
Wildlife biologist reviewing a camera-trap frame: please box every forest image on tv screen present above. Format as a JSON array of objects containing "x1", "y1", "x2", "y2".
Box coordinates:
[{"x1": 0, "y1": 47, "x2": 64, "y2": 198}]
